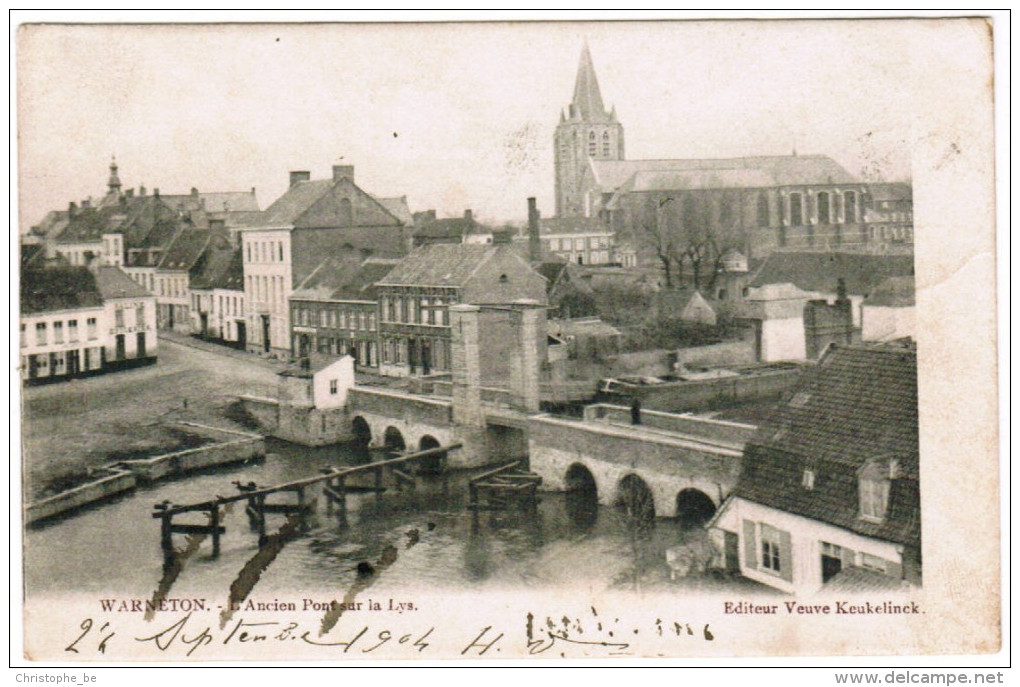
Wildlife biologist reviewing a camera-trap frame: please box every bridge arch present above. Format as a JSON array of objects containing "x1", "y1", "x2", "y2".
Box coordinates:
[
  {"x1": 417, "y1": 435, "x2": 444, "y2": 474},
  {"x1": 351, "y1": 416, "x2": 372, "y2": 448},
  {"x1": 674, "y1": 488, "x2": 717, "y2": 527},
  {"x1": 383, "y1": 426, "x2": 406, "y2": 454},
  {"x1": 615, "y1": 473, "x2": 655, "y2": 525},
  {"x1": 565, "y1": 462, "x2": 599, "y2": 530}
]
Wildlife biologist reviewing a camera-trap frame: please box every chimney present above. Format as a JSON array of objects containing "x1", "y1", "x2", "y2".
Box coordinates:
[
  {"x1": 290, "y1": 171, "x2": 311, "y2": 187},
  {"x1": 332, "y1": 165, "x2": 354, "y2": 183},
  {"x1": 463, "y1": 209, "x2": 473, "y2": 222},
  {"x1": 154, "y1": 188, "x2": 160, "y2": 198},
  {"x1": 191, "y1": 187, "x2": 199, "y2": 198},
  {"x1": 527, "y1": 197, "x2": 542, "y2": 263},
  {"x1": 68, "y1": 201, "x2": 77, "y2": 217},
  {"x1": 81, "y1": 198, "x2": 91, "y2": 209},
  {"x1": 139, "y1": 184, "x2": 146, "y2": 196},
  {"x1": 125, "y1": 188, "x2": 134, "y2": 198}
]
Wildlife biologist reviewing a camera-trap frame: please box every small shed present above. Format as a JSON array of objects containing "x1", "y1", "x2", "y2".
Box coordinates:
[{"x1": 547, "y1": 317, "x2": 622, "y2": 360}]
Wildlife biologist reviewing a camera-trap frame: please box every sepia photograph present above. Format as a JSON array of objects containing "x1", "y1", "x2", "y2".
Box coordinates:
[{"x1": 11, "y1": 13, "x2": 1004, "y2": 669}]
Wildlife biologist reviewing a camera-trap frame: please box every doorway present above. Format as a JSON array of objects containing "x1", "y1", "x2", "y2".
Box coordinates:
[
  {"x1": 115, "y1": 334, "x2": 126, "y2": 361},
  {"x1": 261, "y1": 315, "x2": 271, "y2": 353},
  {"x1": 137, "y1": 332, "x2": 146, "y2": 358}
]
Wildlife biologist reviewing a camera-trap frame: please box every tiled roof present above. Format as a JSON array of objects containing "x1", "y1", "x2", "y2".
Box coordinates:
[
  {"x1": 94, "y1": 266, "x2": 151, "y2": 300},
  {"x1": 290, "y1": 226, "x2": 408, "y2": 287},
  {"x1": 591, "y1": 155, "x2": 858, "y2": 194},
  {"x1": 540, "y1": 217, "x2": 612, "y2": 235},
  {"x1": 158, "y1": 227, "x2": 211, "y2": 271},
  {"x1": 292, "y1": 257, "x2": 398, "y2": 302},
  {"x1": 866, "y1": 182, "x2": 913, "y2": 203},
  {"x1": 55, "y1": 206, "x2": 127, "y2": 244},
  {"x1": 413, "y1": 217, "x2": 477, "y2": 239},
  {"x1": 864, "y1": 276, "x2": 915, "y2": 308},
  {"x1": 376, "y1": 243, "x2": 504, "y2": 287},
  {"x1": 749, "y1": 250, "x2": 915, "y2": 295},
  {"x1": 21, "y1": 267, "x2": 102, "y2": 314},
  {"x1": 372, "y1": 196, "x2": 413, "y2": 226},
  {"x1": 189, "y1": 246, "x2": 241, "y2": 291},
  {"x1": 820, "y1": 566, "x2": 913, "y2": 594},
  {"x1": 162, "y1": 190, "x2": 261, "y2": 214},
  {"x1": 736, "y1": 344, "x2": 919, "y2": 546},
  {"x1": 261, "y1": 179, "x2": 334, "y2": 225}
]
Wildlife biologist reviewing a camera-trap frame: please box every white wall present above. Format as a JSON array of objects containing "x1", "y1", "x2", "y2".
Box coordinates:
[
  {"x1": 713, "y1": 497, "x2": 905, "y2": 595},
  {"x1": 313, "y1": 356, "x2": 355, "y2": 409},
  {"x1": 862, "y1": 304, "x2": 915, "y2": 342},
  {"x1": 761, "y1": 316, "x2": 806, "y2": 361}
]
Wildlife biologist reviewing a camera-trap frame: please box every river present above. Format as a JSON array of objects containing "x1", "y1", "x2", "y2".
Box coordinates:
[{"x1": 24, "y1": 439, "x2": 753, "y2": 601}]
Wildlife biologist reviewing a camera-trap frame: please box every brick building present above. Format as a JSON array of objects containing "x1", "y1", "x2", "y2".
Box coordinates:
[
  {"x1": 375, "y1": 242, "x2": 547, "y2": 377},
  {"x1": 289, "y1": 257, "x2": 399, "y2": 369}
]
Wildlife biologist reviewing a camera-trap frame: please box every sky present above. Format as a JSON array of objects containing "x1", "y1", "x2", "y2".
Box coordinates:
[{"x1": 16, "y1": 19, "x2": 965, "y2": 230}]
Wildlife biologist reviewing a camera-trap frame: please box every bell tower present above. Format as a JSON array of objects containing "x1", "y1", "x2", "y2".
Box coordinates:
[{"x1": 554, "y1": 42, "x2": 624, "y2": 218}]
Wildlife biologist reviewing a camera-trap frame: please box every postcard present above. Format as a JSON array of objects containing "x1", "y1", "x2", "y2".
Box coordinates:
[{"x1": 14, "y1": 17, "x2": 1000, "y2": 661}]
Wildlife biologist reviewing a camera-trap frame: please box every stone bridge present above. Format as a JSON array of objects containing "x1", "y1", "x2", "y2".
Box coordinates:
[
  {"x1": 528, "y1": 406, "x2": 756, "y2": 521},
  {"x1": 347, "y1": 386, "x2": 461, "y2": 464}
]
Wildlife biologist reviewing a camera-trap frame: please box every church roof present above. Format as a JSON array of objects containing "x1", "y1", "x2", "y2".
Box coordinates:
[
  {"x1": 570, "y1": 42, "x2": 610, "y2": 122},
  {"x1": 592, "y1": 155, "x2": 859, "y2": 196}
]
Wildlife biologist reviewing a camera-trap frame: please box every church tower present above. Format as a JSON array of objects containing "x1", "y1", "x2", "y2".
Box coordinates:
[{"x1": 554, "y1": 42, "x2": 624, "y2": 218}]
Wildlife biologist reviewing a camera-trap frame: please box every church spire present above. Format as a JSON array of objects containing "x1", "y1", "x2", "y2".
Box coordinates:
[
  {"x1": 107, "y1": 155, "x2": 122, "y2": 195},
  {"x1": 571, "y1": 41, "x2": 608, "y2": 122}
]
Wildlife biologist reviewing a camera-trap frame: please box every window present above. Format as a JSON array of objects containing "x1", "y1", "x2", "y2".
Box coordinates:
[
  {"x1": 87, "y1": 317, "x2": 97, "y2": 340},
  {"x1": 320, "y1": 310, "x2": 329, "y2": 327},
  {"x1": 548, "y1": 238, "x2": 558, "y2": 252},
  {"x1": 802, "y1": 469, "x2": 816, "y2": 490},
  {"x1": 359, "y1": 311, "x2": 367, "y2": 330},
  {"x1": 789, "y1": 193, "x2": 804, "y2": 226},
  {"x1": 588, "y1": 130, "x2": 596, "y2": 156},
  {"x1": 400, "y1": 297, "x2": 409, "y2": 323},
  {"x1": 53, "y1": 321, "x2": 64, "y2": 344},
  {"x1": 68, "y1": 320, "x2": 79, "y2": 342},
  {"x1": 845, "y1": 191, "x2": 857, "y2": 223},
  {"x1": 278, "y1": 241, "x2": 284, "y2": 262},
  {"x1": 789, "y1": 391, "x2": 812, "y2": 408},
  {"x1": 601, "y1": 131, "x2": 611, "y2": 157},
  {"x1": 859, "y1": 474, "x2": 890, "y2": 521},
  {"x1": 330, "y1": 379, "x2": 338, "y2": 395},
  {"x1": 860, "y1": 553, "x2": 888, "y2": 573},
  {"x1": 136, "y1": 304, "x2": 145, "y2": 327},
  {"x1": 817, "y1": 192, "x2": 830, "y2": 224},
  {"x1": 115, "y1": 309, "x2": 124, "y2": 328},
  {"x1": 761, "y1": 524, "x2": 782, "y2": 574},
  {"x1": 821, "y1": 541, "x2": 842, "y2": 558},
  {"x1": 369, "y1": 312, "x2": 376, "y2": 331},
  {"x1": 420, "y1": 298, "x2": 430, "y2": 324},
  {"x1": 20, "y1": 323, "x2": 25, "y2": 347},
  {"x1": 246, "y1": 243, "x2": 251, "y2": 263}
]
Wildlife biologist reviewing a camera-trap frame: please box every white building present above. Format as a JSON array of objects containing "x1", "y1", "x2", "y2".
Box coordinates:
[
  {"x1": 710, "y1": 344, "x2": 920, "y2": 594},
  {"x1": 20, "y1": 266, "x2": 157, "y2": 384}
]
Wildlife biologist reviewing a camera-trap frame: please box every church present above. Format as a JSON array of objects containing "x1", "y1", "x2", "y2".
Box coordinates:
[{"x1": 552, "y1": 44, "x2": 911, "y2": 278}]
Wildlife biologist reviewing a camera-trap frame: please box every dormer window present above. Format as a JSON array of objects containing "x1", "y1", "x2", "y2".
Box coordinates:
[
  {"x1": 498, "y1": 274, "x2": 509, "y2": 284},
  {"x1": 802, "y1": 469, "x2": 815, "y2": 490},
  {"x1": 859, "y1": 460, "x2": 891, "y2": 522}
]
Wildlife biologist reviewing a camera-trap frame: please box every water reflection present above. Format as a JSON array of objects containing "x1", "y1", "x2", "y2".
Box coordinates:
[{"x1": 24, "y1": 439, "x2": 754, "y2": 597}]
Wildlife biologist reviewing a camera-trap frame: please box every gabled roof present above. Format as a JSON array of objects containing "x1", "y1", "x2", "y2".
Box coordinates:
[
  {"x1": 749, "y1": 250, "x2": 915, "y2": 295},
  {"x1": 371, "y1": 196, "x2": 413, "y2": 226},
  {"x1": 592, "y1": 155, "x2": 858, "y2": 195},
  {"x1": 377, "y1": 243, "x2": 510, "y2": 287},
  {"x1": 540, "y1": 216, "x2": 612, "y2": 235},
  {"x1": 21, "y1": 267, "x2": 103, "y2": 314},
  {"x1": 31, "y1": 210, "x2": 70, "y2": 238},
  {"x1": 261, "y1": 179, "x2": 334, "y2": 225},
  {"x1": 189, "y1": 246, "x2": 241, "y2": 291},
  {"x1": 291, "y1": 257, "x2": 400, "y2": 302},
  {"x1": 161, "y1": 190, "x2": 261, "y2": 214},
  {"x1": 94, "y1": 266, "x2": 151, "y2": 300},
  {"x1": 864, "y1": 276, "x2": 915, "y2": 308},
  {"x1": 56, "y1": 206, "x2": 127, "y2": 244},
  {"x1": 157, "y1": 227, "x2": 211, "y2": 271},
  {"x1": 866, "y1": 182, "x2": 913, "y2": 203},
  {"x1": 413, "y1": 216, "x2": 483, "y2": 240},
  {"x1": 735, "y1": 344, "x2": 919, "y2": 546}
]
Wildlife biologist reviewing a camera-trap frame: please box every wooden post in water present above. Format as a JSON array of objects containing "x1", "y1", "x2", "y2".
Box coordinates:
[
  {"x1": 160, "y1": 514, "x2": 174, "y2": 569},
  {"x1": 337, "y1": 475, "x2": 347, "y2": 526},
  {"x1": 297, "y1": 485, "x2": 308, "y2": 532},
  {"x1": 374, "y1": 466, "x2": 383, "y2": 501},
  {"x1": 256, "y1": 493, "x2": 267, "y2": 548},
  {"x1": 210, "y1": 505, "x2": 221, "y2": 557}
]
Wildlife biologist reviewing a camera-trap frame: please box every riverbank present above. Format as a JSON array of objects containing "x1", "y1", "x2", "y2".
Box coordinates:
[{"x1": 20, "y1": 336, "x2": 282, "y2": 501}]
